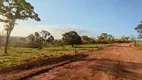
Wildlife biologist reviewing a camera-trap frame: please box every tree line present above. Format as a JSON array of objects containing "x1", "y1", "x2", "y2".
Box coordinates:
[{"x1": 0, "y1": 30, "x2": 134, "y2": 48}]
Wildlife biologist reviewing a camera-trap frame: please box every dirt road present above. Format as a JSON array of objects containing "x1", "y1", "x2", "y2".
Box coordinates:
[
  {"x1": 1, "y1": 43, "x2": 142, "y2": 80},
  {"x1": 28, "y1": 43, "x2": 142, "y2": 80}
]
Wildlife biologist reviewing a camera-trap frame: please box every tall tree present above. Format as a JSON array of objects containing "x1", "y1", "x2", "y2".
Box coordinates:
[
  {"x1": 121, "y1": 37, "x2": 130, "y2": 41},
  {"x1": 0, "y1": 0, "x2": 40, "y2": 54},
  {"x1": 135, "y1": 22, "x2": 142, "y2": 39},
  {"x1": 0, "y1": 31, "x2": 3, "y2": 46},
  {"x1": 62, "y1": 31, "x2": 82, "y2": 47},
  {"x1": 27, "y1": 30, "x2": 54, "y2": 49},
  {"x1": 108, "y1": 34, "x2": 114, "y2": 40},
  {"x1": 97, "y1": 33, "x2": 109, "y2": 41}
]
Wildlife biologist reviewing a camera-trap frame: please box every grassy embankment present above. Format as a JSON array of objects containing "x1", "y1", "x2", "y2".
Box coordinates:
[{"x1": 0, "y1": 44, "x2": 111, "y2": 68}]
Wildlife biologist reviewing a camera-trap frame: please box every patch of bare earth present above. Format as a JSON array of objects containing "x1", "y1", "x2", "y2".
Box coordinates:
[{"x1": 1, "y1": 43, "x2": 142, "y2": 80}]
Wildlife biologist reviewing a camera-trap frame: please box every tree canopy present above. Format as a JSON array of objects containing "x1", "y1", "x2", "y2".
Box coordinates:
[
  {"x1": 121, "y1": 37, "x2": 130, "y2": 41},
  {"x1": 135, "y1": 23, "x2": 142, "y2": 39},
  {"x1": 0, "y1": 0, "x2": 40, "y2": 22},
  {"x1": 0, "y1": 0, "x2": 40, "y2": 54},
  {"x1": 81, "y1": 35, "x2": 94, "y2": 44},
  {"x1": 98, "y1": 33, "x2": 114, "y2": 41},
  {"x1": 27, "y1": 30, "x2": 54, "y2": 49},
  {"x1": 62, "y1": 31, "x2": 82, "y2": 47}
]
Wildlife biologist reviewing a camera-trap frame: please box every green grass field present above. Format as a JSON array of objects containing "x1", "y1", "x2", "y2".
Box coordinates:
[
  {"x1": 135, "y1": 41, "x2": 142, "y2": 47},
  {"x1": 0, "y1": 44, "x2": 111, "y2": 68}
]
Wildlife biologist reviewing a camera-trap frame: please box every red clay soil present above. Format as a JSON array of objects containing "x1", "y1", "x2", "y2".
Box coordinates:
[{"x1": 1, "y1": 43, "x2": 142, "y2": 80}]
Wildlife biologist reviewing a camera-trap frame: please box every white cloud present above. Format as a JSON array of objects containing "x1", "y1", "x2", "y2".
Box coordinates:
[
  {"x1": 10, "y1": 22, "x2": 93, "y2": 39},
  {"x1": 1, "y1": 21, "x2": 135, "y2": 39},
  {"x1": 1, "y1": 20, "x2": 93, "y2": 39}
]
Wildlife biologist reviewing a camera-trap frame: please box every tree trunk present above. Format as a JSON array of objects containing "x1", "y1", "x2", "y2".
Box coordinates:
[
  {"x1": 4, "y1": 19, "x2": 16, "y2": 55},
  {"x1": 71, "y1": 44, "x2": 74, "y2": 47},
  {"x1": 4, "y1": 33, "x2": 10, "y2": 55},
  {"x1": 74, "y1": 44, "x2": 78, "y2": 54}
]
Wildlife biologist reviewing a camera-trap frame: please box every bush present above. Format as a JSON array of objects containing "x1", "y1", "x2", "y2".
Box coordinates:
[
  {"x1": 94, "y1": 40, "x2": 113, "y2": 44},
  {"x1": 10, "y1": 41, "x2": 38, "y2": 48}
]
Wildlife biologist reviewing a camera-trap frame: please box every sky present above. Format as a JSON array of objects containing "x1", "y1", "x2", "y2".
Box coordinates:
[{"x1": 1, "y1": 0, "x2": 142, "y2": 39}]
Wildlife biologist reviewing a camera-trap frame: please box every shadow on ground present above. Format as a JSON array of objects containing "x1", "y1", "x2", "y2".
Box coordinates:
[
  {"x1": 0, "y1": 54, "x2": 88, "y2": 74},
  {"x1": 1, "y1": 50, "x2": 142, "y2": 80},
  {"x1": 22, "y1": 57, "x2": 142, "y2": 80},
  {"x1": 82, "y1": 58, "x2": 142, "y2": 79}
]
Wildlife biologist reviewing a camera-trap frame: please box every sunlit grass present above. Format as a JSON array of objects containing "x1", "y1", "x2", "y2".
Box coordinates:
[
  {"x1": 135, "y1": 41, "x2": 142, "y2": 47},
  {"x1": 0, "y1": 44, "x2": 111, "y2": 68}
]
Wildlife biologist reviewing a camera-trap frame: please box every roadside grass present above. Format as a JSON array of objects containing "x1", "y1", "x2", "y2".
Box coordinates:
[
  {"x1": 0, "y1": 44, "x2": 111, "y2": 68},
  {"x1": 135, "y1": 41, "x2": 142, "y2": 47}
]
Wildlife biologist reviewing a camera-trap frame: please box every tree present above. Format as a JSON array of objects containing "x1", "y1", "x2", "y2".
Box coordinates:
[
  {"x1": 52, "y1": 39, "x2": 64, "y2": 46},
  {"x1": 97, "y1": 33, "x2": 109, "y2": 41},
  {"x1": 108, "y1": 34, "x2": 114, "y2": 40},
  {"x1": 130, "y1": 35, "x2": 135, "y2": 41},
  {"x1": 121, "y1": 37, "x2": 130, "y2": 41},
  {"x1": 0, "y1": 31, "x2": 3, "y2": 46},
  {"x1": 135, "y1": 22, "x2": 142, "y2": 39},
  {"x1": 27, "y1": 30, "x2": 54, "y2": 49},
  {"x1": 81, "y1": 36, "x2": 88, "y2": 43},
  {"x1": 62, "y1": 31, "x2": 82, "y2": 47},
  {"x1": 0, "y1": 31, "x2": 5, "y2": 47},
  {"x1": 97, "y1": 33, "x2": 114, "y2": 43},
  {"x1": 98, "y1": 33, "x2": 114, "y2": 41},
  {"x1": 0, "y1": 0, "x2": 40, "y2": 54},
  {"x1": 81, "y1": 35, "x2": 94, "y2": 44}
]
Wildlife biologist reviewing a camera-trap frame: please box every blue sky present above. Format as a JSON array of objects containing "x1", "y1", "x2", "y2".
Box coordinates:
[{"x1": 1, "y1": 0, "x2": 142, "y2": 39}]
